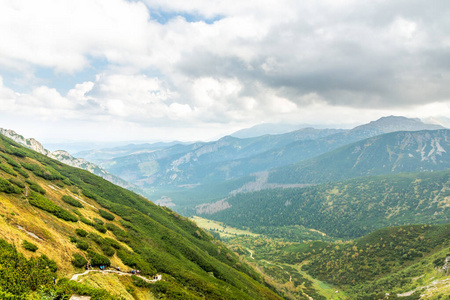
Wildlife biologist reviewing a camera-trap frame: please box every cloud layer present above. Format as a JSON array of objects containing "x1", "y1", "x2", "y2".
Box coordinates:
[{"x1": 0, "y1": 0, "x2": 449, "y2": 142}]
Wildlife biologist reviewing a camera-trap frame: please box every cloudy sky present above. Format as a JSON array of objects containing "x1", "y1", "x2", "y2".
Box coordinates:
[{"x1": 0, "y1": 0, "x2": 449, "y2": 144}]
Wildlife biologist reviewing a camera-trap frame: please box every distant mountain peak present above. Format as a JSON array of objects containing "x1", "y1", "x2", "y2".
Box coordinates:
[{"x1": 351, "y1": 115, "x2": 444, "y2": 134}]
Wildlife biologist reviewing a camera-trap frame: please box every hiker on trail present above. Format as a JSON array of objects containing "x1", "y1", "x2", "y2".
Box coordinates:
[
  {"x1": 137, "y1": 270, "x2": 140, "y2": 274},
  {"x1": 53, "y1": 277, "x2": 56, "y2": 284},
  {"x1": 131, "y1": 269, "x2": 135, "y2": 274}
]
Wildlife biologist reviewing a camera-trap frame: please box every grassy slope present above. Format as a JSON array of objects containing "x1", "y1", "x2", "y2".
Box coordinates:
[{"x1": 0, "y1": 134, "x2": 282, "y2": 300}]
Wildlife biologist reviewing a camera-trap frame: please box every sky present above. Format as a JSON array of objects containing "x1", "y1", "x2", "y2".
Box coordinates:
[{"x1": 0, "y1": 0, "x2": 449, "y2": 144}]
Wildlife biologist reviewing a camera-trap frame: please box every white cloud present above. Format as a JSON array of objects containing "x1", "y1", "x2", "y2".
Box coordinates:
[
  {"x1": 0, "y1": 0, "x2": 151, "y2": 72},
  {"x1": 0, "y1": 0, "x2": 450, "y2": 142}
]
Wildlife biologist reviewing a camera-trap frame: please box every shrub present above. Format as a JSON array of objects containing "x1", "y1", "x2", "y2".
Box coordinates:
[
  {"x1": 22, "y1": 240, "x2": 38, "y2": 252},
  {"x1": 28, "y1": 192, "x2": 78, "y2": 222},
  {"x1": 94, "y1": 218, "x2": 104, "y2": 225},
  {"x1": 72, "y1": 253, "x2": 88, "y2": 268},
  {"x1": 88, "y1": 251, "x2": 110, "y2": 267},
  {"x1": 76, "y1": 240, "x2": 89, "y2": 251},
  {"x1": 7, "y1": 147, "x2": 27, "y2": 158},
  {"x1": 94, "y1": 223, "x2": 107, "y2": 234},
  {"x1": 62, "y1": 195, "x2": 83, "y2": 208},
  {"x1": 102, "y1": 246, "x2": 115, "y2": 257},
  {"x1": 0, "y1": 154, "x2": 21, "y2": 168},
  {"x1": 21, "y1": 163, "x2": 63, "y2": 181},
  {"x1": 26, "y1": 180, "x2": 46, "y2": 195},
  {"x1": 98, "y1": 209, "x2": 114, "y2": 221},
  {"x1": 13, "y1": 167, "x2": 29, "y2": 178},
  {"x1": 8, "y1": 178, "x2": 25, "y2": 188},
  {"x1": 88, "y1": 233, "x2": 102, "y2": 244},
  {"x1": 0, "y1": 164, "x2": 17, "y2": 176},
  {"x1": 80, "y1": 216, "x2": 94, "y2": 226},
  {"x1": 0, "y1": 239, "x2": 56, "y2": 296},
  {"x1": 104, "y1": 238, "x2": 121, "y2": 249},
  {"x1": 75, "y1": 229, "x2": 88, "y2": 237},
  {"x1": 82, "y1": 189, "x2": 98, "y2": 200},
  {"x1": 0, "y1": 178, "x2": 22, "y2": 194},
  {"x1": 54, "y1": 182, "x2": 64, "y2": 188},
  {"x1": 117, "y1": 250, "x2": 138, "y2": 268}
]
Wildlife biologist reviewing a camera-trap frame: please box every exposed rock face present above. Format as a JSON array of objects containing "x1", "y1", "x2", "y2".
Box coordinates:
[
  {"x1": 0, "y1": 128, "x2": 135, "y2": 190},
  {"x1": 0, "y1": 129, "x2": 50, "y2": 155}
]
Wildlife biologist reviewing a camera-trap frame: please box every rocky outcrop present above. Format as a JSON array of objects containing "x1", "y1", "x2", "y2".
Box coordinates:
[{"x1": 0, "y1": 128, "x2": 136, "y2": 190}]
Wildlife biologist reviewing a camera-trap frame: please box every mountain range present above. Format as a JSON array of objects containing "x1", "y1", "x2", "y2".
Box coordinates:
[
  {"x1": 82, "y1": 116, "x2": 444, "y2": 196},
  {"x1": 268, "y1": 129, "x2": 450, "y2": 185}
]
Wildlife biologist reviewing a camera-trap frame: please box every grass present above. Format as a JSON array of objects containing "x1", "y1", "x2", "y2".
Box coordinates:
[
  {"x1": 79, "y1": 272, "x2": 156, "y2": 300},
  {"x1": 0, "y1": 169, "x2": 132, "y2": 276},
  {"x1": 191, "y1": 216, "x2": 259, "y2": 238},
  {"x1": 292, "y1": 262, "x2": 348, "y2": 300}
]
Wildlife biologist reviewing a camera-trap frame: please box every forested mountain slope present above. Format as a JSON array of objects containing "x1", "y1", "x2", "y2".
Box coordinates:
[
  {"x1": 269, "y1": 129, "x2": 450, "y2": 185},
  {"x1": 0, "y1": 134, "x2": 282, "y2": 300},
  {"x1": 302, "y1": 224, "x2": 450, "y2": 299},
  {"x1": 202, "y1": 170, "x2": 450, "y2": 239}
]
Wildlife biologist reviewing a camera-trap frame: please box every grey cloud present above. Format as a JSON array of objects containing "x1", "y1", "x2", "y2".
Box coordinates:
[{"x1": 171, "y1": 0, "x2": 450, "y2": 110}]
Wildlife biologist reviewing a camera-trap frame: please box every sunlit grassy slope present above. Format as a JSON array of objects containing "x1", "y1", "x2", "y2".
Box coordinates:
[{"x1": 0, "y1": 134, "x2": 283, "y2": 300}]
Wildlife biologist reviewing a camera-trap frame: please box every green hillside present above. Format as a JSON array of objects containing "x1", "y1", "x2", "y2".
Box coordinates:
[
  {"x1": 203, "y1": 170, "x2": 450, "y2": 239},
  {"x1": 0, "y1": 134, "x2": 283, "y2": 299},
  {"x1": 221, "y1": 224, "x2": 450, "y2": 299},
  {"x1": 302, "y1": 224, "x2": 450, "y2": 299}
]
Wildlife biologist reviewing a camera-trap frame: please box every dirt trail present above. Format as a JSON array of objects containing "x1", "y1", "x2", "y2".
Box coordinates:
[{"x1": 70, "y1": 269, "x2": 161, "y2": 283}]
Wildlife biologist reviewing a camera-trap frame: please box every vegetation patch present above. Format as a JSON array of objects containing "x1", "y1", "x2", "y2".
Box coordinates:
[
  {"x1": 0, "y1": 239, "x2": 55, "y2": 296},
  {"x1": 76, "y1": 240, "x2": 90, "y2": 251},
  {"x1": 21, "y1": 162, "x2": 64, "y2": 181},
  {"x1": 72, "y1": 253, "x2": 88, "y2": 268},
  {"x1": 62, "y1": 195, "x2": 84, "y2": 208},
  {"x1": 0, "y1": 164, "x2": 17, "y2": 176},
  {"x1": 98, "y1": 209, "x2": 115, "y2": 221},
  {"x1": 0, "y1": 177, "x2": 22, "y2": 194},
  {"x1": 8, "y1": 178, "x2": 25, "y2": 188},
  {"x1": 75, "y1": 228, "x2": 88, "y2": 237},
  {"x1": 25, "y1": 180, "x2": 46, "y2": 195},
  {"x1": 22, "y1": 240, "x2": 38, "y2": 252},
  {"x1": 88, "y1": 250, "x2": 111, "y2": 267},
  {"x1": 28, "y1": 192, "x2": 78, "y2": 222}
]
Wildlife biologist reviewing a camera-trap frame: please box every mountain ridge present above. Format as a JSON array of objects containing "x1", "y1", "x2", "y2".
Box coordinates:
[
  {"x1": 0, "y1": 128, "x2": 137, "y2": 191},
  {"x1": 107, "y1": 116, "x2": 444, "y2": 190},
  {"x1": 268, "y1": 129, "x2": 450, "y2": 185}
]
